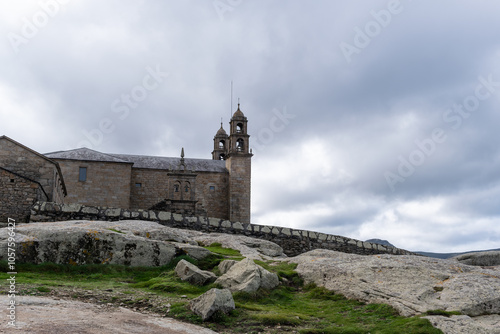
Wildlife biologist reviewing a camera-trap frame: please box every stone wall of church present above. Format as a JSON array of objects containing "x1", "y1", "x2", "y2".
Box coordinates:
[
  {"x1": 226, "y1": 155, "x2": 252, "y2": 224},
  {"x1": 0, "y1": 137, "x2": 62, "y2": 202},
  {"x1": 195, "y1": 171, "x2": 229, "y2": 220},
  {"x1": 130, "y1": 169, "x2": 230, "y2": 220},
  {"x1": 130, "y1": 169, "x2": 169, "y2": 210},
  {"x1": 55, "y1": 159, "x2": 132, "y2": 208},
  {"x1": 0, "y1": 169, "x2": 41, "y2": 223}
]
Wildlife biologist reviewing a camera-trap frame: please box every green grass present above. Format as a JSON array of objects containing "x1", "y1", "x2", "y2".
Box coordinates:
[
  {"x1": 0, "y1": 254, "x2": 443, "y2": 334},
  {"x1": 203, "y1": 243, "x2": 243, "y2": 258}
]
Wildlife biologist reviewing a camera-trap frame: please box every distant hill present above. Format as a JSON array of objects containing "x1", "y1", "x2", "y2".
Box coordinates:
[
  {"x1": 365, "y1": 239, "x2": 395, "y2": 248},
  {"x1": 415, "y1": 248, "x2": 500, "y2": 259},
  {"x1": 366, "y1": 239, "x2": 500, "y2": 259}
]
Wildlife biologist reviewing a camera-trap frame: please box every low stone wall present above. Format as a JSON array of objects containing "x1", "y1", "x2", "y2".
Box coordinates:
[{"x1": 30, "y1": 202, "x2": 414, "y2": 257}]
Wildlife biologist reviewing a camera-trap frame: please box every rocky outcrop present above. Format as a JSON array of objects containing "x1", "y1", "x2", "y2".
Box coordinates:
[
  {"x1": 0, "y1": 221, "x2": 177, "y2": 267},
  {"x1": 454, "y1": 251, "x2": 500, "y2": 267},
  {"x1": 290, "y1": 249, "x2": 500, "y2": 318},
  {"x1": 0, "y1": 220, "x2": 287, "y2": 266},
  {"x1": 175, "y1": 260, "x2": 217, "y2": 286},
  {"x1": 215, "y1": 258, "x2": 279, "y2": 293},
  {"x1": 189, "y1": 288, "x2": 235, "y2": 321},
  {"x1": 424, "y1": 314, "x2": 500, "y2": 334},
  {"x1": 218, "y1": 260, "x2": 238, "y2": 275}
]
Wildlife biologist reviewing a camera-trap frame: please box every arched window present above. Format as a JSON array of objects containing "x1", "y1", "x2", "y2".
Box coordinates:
[
  {"x1": 219, "y1": 140, "x2": 225, "y2": 149},
  {"x1": 219, "y1": 153, "x2": 226, "y2": 160},
  {"x1": 236, "y1": 139, "x2": 244, "y2": 152},
  {"x1": 236, "y1": 123, "x2": 243, "y2": 133},
  {"x1": 184, "y1": 181, "x2": 191, "y2": 193}
]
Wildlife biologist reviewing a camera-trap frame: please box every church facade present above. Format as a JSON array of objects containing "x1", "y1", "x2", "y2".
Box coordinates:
[{"x1": 0, "y1": 106, "x2": 253, "y2": 224}]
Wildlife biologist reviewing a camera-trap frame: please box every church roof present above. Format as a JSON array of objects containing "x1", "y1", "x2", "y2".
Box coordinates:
[
  {"x1": 112, "y1": 154, "x2": 227, "y2": 172},
  {"x1": 45, "y1": 148, "x2": 132, "y2": 164},
  {"x1": 216, "y1": 125, "x2": 228, "y2": 136},
  {"x1": 232, "y1": 104, "x2": 246, "y2": 119},
  {"x1": 45, "y1": 148, "x2": 228, "y2": 173}
]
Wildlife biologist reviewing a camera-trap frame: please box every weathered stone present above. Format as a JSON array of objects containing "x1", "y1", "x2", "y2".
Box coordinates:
[
  {"x1": 81, "y1": 207, "x2": 99, "y2": 215},
  {"x1": 215, "y1": 258, "x2": 279, "y2": 293},
  {"x1": 157, "y1": 211, "x2": 170, "y2": 221},
  {"x1": 0, "y1": 221, "x2": 176, "y2": 267},
  {"x1": 189, "y1": 288, "x2": 235, "y2": 321},
  {"x1": 105, "y1": 208, "x2": 121, "y2": 217},
  {"x1": 282, "y1": 228, "x2": 291, "y2": 236},
  {"x1": 175, "y1": 260, "x2": 216, "y2": 286},
  {"x1": 290, "y1": 249, "x2": 500, "y2": 317},
  {"x1": 454, "y1": 251, "x2": 500, "y2": 267},
  {"x1": 218, "y1": 260, "x2": 238, "y2": 275},
  {"x1": 62, "y1": 203, "x2": 82, "y2": 213},
  {"x1": 221, "y1": 220, "x2": 231, "y2": 228},
  {"x1": 208, "y1": 218, "x2": 220, "y2": 227},
  {"x1": 176, "y1": 244, "x2": 214, "y2": 260},
  {"x1": 233, "y1": 222, "x2": 243, "y2": 230},
  {"x1": 424, "y1": 315, "x2": 500, "y2": 334},
  {"x1": 172, "y1": 213, "x2": 183, "y2": 222},
  {"x1": 260, "y1": 226, "x2": 271, "y2": 234}
]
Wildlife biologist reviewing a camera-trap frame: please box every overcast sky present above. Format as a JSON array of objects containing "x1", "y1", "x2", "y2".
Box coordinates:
[{"x1": 2, "y1": 0, "x2": 500, "y2": 252}]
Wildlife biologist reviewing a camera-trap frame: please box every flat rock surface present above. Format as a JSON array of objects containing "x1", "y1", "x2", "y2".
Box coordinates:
[
  {"x1": 290, "y1": 249, "x2": 500, "y2": 317},
  {"x1": 0, "y1": 295, "x2": 217, "y2": 334},
  {"x1": 424, "y1": 315, "x2": 500, "y2": 334}
]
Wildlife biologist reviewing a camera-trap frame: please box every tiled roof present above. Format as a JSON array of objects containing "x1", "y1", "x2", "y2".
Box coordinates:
[
  {"x1": 112, "y1": 154, "x2": 227, "y2": 173},
  {"x1": 45, "y1": 148, "x2": 228, "y2": 173},
  {"x1": 45, "y1": 148, "x2": 132, "y2": 164}
]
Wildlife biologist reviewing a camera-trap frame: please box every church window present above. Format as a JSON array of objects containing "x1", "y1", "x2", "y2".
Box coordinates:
[
  {"x1": 209, "y1": 186, "x2": 215, "y2": 191},
  {"x1": 174, "y1": 184, "x2": 179, "y2": 192},
  {"x1": 219, "y1": 140, "x2": 225, "y2": 149},
  {"x1": 135, "y1": 183, "x2": 142, "y2": 188},
  {"x1": 236, "y1": 123, "x2": 243, "y2": 133},
  {"x1": 219, "y1": 153, "x2": 226, "y2": 160},
  {"x1": 79, "y1": 167, "x2": 87, "y2": 182},
  {"x1": 184, "y1": 182, "x2": 191, "y2": 193},
  {"x1": 236, "y1": 139, "x2": 244, "y2": 151}
]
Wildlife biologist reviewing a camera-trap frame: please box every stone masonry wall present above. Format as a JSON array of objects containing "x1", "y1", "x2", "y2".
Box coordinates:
[
  {"x1": 0, "y1": 169, "x2": 42, "y2": 224},
  {"x1": 130, "y1": 169, "x2": 230, "y2": 220},
  {"x1": 0, "y1": 137, "x2": 62, "y2": 202},
  {"x1": 30, "y1": 202, "x2": 414, "y2": 257},
  {"x1": 226, "y1": 155, "x2": 251, "y2": 224},
  {"x1": 55, "y1": 159, "x2": 132, "y2": 208}
]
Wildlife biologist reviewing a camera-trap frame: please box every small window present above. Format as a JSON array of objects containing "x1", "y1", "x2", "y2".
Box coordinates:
[
  {"x1": 135, "y1": 183, "x2": 142, "y2": 188},
  {"x1": 209, "y1": 186, "x2": 215, "y2": 191},
  {"x1": 79, "y1": 167, "x2": 87, "y2": 182},
  {"x1": 10, "y1": 179, "x2": 15, "y2": 183},
  {"x1": 174, "y1": 184, "x2": 180, "y2": 192}
]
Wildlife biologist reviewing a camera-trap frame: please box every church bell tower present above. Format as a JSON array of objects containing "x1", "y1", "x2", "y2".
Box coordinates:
[{"x1": 226, "y1": 103, "x2": 253, "y2": 224}]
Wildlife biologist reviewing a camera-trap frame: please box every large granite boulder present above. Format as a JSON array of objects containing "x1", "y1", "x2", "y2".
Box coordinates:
[
  {"x1": 0, "y1": 221, "x2": 177, "y2": 266},
  {"x1": 215, "y1": 258, "x2": 279, "y2": 293},
  {"x1": 454, "y1": 251, "x2": 500, "y2": 267},
  {"x1": 218, "y1": 260, "x2": 238, "y2": 275},
  {"x1": 424, "y1": 314, "x2": 500, "y2": 334},
  {"x1": 290, "y1": 249, "x2": 500, "y2": 318},
  {"x1": 175, "y1": 260, "x2": 217, "y2": 286},
  {"x1": 189, "y1": 288, "x2": 235, "y2": 321}
]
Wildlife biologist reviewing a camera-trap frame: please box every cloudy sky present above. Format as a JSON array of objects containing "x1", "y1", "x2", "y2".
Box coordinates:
[{"x1": 2, "y1": 0, "x2": 500, "y2": 253}]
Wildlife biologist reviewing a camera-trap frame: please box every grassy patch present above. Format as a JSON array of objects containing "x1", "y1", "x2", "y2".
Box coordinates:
[
  {"x1": 107, "y1": 228, "x2": 126, "y2": 234},
  {"x1": 0, "y1": 259, "x2": 442, "y2": 333},
  {"x1": 204, "y1": 243, "x2": 243, "y2": 258}
]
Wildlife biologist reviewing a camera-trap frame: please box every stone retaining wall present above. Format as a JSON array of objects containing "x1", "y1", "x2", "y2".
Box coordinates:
[{"x1": 30, "y1": 202, "x2": 414, "y2": 257}]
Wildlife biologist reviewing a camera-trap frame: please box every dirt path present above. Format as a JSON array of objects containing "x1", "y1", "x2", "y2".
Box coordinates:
[{"x1": 0, "y1": 295, "x2": 218, "y2": 334}]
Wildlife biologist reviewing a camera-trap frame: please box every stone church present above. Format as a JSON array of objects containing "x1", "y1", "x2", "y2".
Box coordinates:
[{"x1": 0, "y1": 105, "x2": 252, "y2": 224}]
